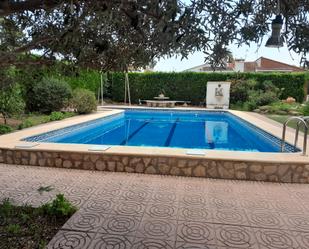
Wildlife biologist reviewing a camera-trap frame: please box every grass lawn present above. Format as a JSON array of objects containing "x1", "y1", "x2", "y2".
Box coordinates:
[
  {"x1": 0, "y1": 112, "x2": 76, "y2": 134},
  {"x1": 0, "y1": 194, "x2": 76, "y2": 249},
  {"x1": 266, "y1": 114, "x2": 305, "y2": 132}
]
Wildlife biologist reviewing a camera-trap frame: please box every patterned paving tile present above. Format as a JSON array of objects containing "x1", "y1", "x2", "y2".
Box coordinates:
[
  {"x1": 136, "y1": 217, "x2": 177, "y2": 241},
  {"x1": 132, "y1": 237, "x2": 175, "y2": 249},
  {"x1": 92, "y1": 186, "x2": 123, "y2": 199},
  {"x1": 88, "y1": 233, "x2": 134, "y2": 249},
  {"x1": 145, "y1": 202, "x2": 178, "y2": 220},
  {"x1": 210, "y1": 196, "x2": 240, "y2": 209},
  {"x1": 46, "y1": 230, "x2": 94, "y2": 249},
  {"x1": 111, "y1": 200, "x2": 147, "y2": 217},
  {"x1": 239, "y1": 198, "x2": 273, "y2": 211},
  {"x1": 181, "y1": 182, "x2": 206, "y2": 193},
  {"x1": 293, "y1": 231, "x2": 309, "y2": 249},
  {"x1": 64, "y1": 194, "x2": 89, "y2": 208},
  {"x1": 82, "y1": 197, "x2": 116, "y2": 214},
  {"x1": 178, "y1": 205, "x2": 213, "y2": 223},
  {"x1": 215, "y1": 224, "x2": 258, "y2": 249},
  {"x1": 175, "y1": 241, "x2": 218, "y2": 249},
  {"x1": 98, "y1": 214, "x2": 142, "y2": 236},
  {"x1": 1, "y1": 190, "x2": 32, "y2": 206},
  {"x1": 23, "y1": 192, "x2": 56, "y2": 207},
  {"x1": 270, "y1": 200, "x2": 306, "y2": 214},
  {"x1": 1, "y1": 163, "x2": 309, "y2": 249},
  {"x1": 283, "y1": 214, "x2": 309, "y2": 232},
  {"x1": 176, "y1": 221, "x2": 216, "y2": 245},
  {"x1": 150, "y1": 190, "x2": 178, "y2": 204},
  {"x1": 246, "y1": 211, "x2": 287, "y2": 230},
  {"x1": 254, "y1": 228, "x2": 298, "y2": 249},
  {"x1": 179, "y1": 193, "x2": 208, "y2": 207},
  {"x1": 212, "y1": 208, "x2": 249, "y2": 226},
  {"x1": 62, "y1": 211, "x2": 107, "y2": 232},
  {"x1": 119, "y1": 188, "x2": 151, "y2": 202}
]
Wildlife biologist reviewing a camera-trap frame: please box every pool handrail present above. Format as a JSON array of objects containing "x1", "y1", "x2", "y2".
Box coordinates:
[{"x1": 281, "y1": 116, "x2": 308, "y2": 156}]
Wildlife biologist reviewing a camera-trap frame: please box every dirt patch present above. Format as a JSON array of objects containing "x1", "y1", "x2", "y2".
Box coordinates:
[{"x1": 0, "y1": 199, "x2": 73, "y2": 249}]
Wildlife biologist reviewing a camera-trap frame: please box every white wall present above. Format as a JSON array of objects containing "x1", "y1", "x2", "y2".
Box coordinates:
[
  {"x1": 206, "y1": 81, "x2": 231, "y2": 109},
  {"x1": 234, "y1": 60, "x2": 245, "y2": 72}
]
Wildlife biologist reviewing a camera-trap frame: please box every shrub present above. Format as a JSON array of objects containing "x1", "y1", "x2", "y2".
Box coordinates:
[
  {"x1": 5, "y1": 224, "x2": 21, "y2": 234},
  {"x1": 72, "y1": 89, "x2": 97, "y2": 114},
  {"x1": 252, "y1": 91, "x2": 279, "y2": 107},
  {"x1": 254, "y1": 101, "x2": 303, "y2": 115},
  {"x1": 302, "y1": 102, "x2": 309, "y2": 116},
  {"x1": 62, "y1": 112, "x2": 76, "y2": 119},
  {"x1": 230, "y1": 79, "x2": 250, "y2": 104},
  {"x1": 0, "y1": 199, "x2": 14, "y2": 217},
  {"x1": 18, "y1": 120, "x2": 33, "y2": 130},
  {"x1": 31, "y1": 78, "x2": 72, "y2": 114},
  {"x1": 41, "y1": 194, "x2": 77, "y2": 217},
  {"x1": 230, "y1": 78, "x2": 261, "y2": 104},
  {"x1": 230, "y1": 79, "x2": 280, "y2": 111},
  {"x1": 0, "y1": 124, "x2": 13, "y2": 134},
  {"x1": 49, "y1": 112, "x2": 65, "y2": 121},
  {"x1": 0, "y1": 84, "x2": 25, "y2": 124}
]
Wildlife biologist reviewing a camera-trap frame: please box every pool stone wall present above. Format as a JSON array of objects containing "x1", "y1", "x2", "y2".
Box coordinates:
[{"x1": 0, "y1": 148, "x2": 308, "y2": 183}]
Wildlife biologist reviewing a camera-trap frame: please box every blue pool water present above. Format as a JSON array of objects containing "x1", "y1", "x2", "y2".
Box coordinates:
[{"x1": 24, "y1": 110, "x2": 298, "y2": 152}]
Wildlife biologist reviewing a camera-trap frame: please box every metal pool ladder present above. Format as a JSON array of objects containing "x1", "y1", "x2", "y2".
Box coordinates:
[{"x1": 281, "y1": 116, "x2": 309, "y2": 156}]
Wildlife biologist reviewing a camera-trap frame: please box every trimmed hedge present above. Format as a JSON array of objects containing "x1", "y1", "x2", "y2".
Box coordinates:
[
  {"x1": 17, "y1": 66, "x2": 102, "y2": 96},
  {"x1": 110, "y1": 72, "x2": 307, "y2": 104},
  {"x1": 59, "y1": 69, "x2": 101, "y2": 94},
  {"x1": 16, "y1": 66, "x2": 103, "y2": 112}
]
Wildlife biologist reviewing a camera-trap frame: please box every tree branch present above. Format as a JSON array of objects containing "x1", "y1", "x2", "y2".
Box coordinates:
[{"x1": 0, "y1": 0, "x2": 69, "y2": 16}]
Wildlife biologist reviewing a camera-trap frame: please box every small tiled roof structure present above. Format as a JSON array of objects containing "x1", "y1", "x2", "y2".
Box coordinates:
[
  {"x1": 245, "y1": 57, "x2": 304, "y2": 72},
  {"x1": 185, "y1": 57, "x2": 304, "y2": 73}
]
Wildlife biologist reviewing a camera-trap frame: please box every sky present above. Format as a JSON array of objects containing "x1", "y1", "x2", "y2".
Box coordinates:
[{"x1": 154, "y1": 43, "x2": 303, "y2": 72}]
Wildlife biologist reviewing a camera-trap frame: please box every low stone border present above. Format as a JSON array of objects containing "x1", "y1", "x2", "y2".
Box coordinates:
[{"x1": 1, "y1": 148, "x2": 309, "y2": 183}]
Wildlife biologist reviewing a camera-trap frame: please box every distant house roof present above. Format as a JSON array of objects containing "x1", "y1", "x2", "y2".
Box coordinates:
[
  {"x1": 252, "y1": 57, "x2": 304, "y2": 72},
  {"x1": 184, "y1": 57, "x2": 304, "y2": 73},
  {"x1": 184, "y1": 62, "x2": 234, "y2": 72}
]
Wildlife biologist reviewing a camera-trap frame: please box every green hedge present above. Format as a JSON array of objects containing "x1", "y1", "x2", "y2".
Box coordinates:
[
  {"x1": 110, "y1": 72, "x2": 307, "y2": 104},
  {"x1": 17, "y1": 66, "x2": 101, "y2": 95},
  {"x1": 58, "y1": 69, "x2": 101, "y2": 94}
]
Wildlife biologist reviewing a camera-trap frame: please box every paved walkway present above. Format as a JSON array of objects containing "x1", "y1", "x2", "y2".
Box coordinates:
[{"x1": 1, "y1": 164, "x2": 309, "y2": 249}]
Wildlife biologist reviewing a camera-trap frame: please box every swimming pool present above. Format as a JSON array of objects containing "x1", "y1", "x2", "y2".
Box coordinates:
[{"x1": 23, "y1": 110, "x2": 297, "y2": 153}]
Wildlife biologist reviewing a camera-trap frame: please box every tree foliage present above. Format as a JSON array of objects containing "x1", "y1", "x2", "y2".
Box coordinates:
[
  {"x1": 0, "y1": 85, "x2": 24, "y2": 124},
  {"x1": 0, "y1": 0, "x2": 308, "y2": 69}
]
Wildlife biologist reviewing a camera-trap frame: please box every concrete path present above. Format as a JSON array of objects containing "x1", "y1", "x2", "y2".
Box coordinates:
[{"x1": 1, "y1": 163, "x2": 309, "y2": 249}]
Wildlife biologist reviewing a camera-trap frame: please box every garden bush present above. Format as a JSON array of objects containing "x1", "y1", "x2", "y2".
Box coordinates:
[
  {"x1": 31, "y1": 78, "x2": 72, "y2": 114},
  {"x1": 0, "y1": 124, "x2": 13, "y2": 134},
  {"x1": 18, "y1": 120, "x2": 34, "y2": 130},
  {"x1": 41, "y1": 194, "x2": 77, "y2": 217},
  {"x1": 17, "y1": 65, "x2": 104, "y2": 112},
  {"x1": 71, "y1": 89, "x2": 97, "y2": 114},
  {"x1": 110, "y1": 72, "x2": 306, "y2": 104},
  {"x1": 49, "y1": 112, "x2": 65, "y2": 121},
  {"x1": 302, "y1": 102, "x2": 309, "y2": 116},
  {"x1": 252, "y1": 101, "x2": 303, "y2": 115},
  {"x1": 0, "y1": 84, "x2": 25, "y2": 124}
]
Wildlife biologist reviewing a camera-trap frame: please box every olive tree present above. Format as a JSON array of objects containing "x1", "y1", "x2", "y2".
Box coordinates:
[
  {"x1": 0, "y1": 0, "x2": 308, "y2": 70},
  {"x1": 0, "y1": 70, "x2": 25, "y2": 124}
]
